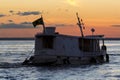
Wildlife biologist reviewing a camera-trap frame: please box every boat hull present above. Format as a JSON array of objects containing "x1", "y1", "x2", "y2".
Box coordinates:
[{"x1": 22, "y1": 53, "x2": 109, "y2": 66}]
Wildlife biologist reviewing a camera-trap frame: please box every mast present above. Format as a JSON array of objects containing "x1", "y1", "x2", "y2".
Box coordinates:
[
  {"x1": 76, "y1": 13, "x2": 84, "y2": 37},
  {"x1": 41, "y1": 15, "x2": 46, "y2": 33}
]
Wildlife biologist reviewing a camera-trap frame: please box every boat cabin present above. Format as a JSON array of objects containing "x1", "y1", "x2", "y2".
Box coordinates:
[
  {"x1": 22, "y1": 13, "x2": 109, "y2": 66},
  {"x1": 34, "y1": 27, "x2": 104, "y2": 56}
]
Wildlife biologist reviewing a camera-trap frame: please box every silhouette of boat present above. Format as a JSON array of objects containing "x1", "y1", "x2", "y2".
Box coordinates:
[{"x1": 23, "y1": 13, "x2": 109, "y2": 66}]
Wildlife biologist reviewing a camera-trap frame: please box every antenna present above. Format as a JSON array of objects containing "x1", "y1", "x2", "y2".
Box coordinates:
[{"x1": 76, "y1": 12, "x2": 84, "y2": 37}]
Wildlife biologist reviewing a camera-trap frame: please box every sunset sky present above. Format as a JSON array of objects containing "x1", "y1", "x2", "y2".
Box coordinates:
[{"x1": 0, "y1": 0, "x2": 120, "y2": 38}]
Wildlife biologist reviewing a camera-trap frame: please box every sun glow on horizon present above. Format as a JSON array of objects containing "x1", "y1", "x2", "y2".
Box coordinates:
[
  {"x1": 66, "y1": 0, "x2": 78, "y2": 6},
  {"x1": 0, "y1": 0, "x2": 120, "y2": 38}
]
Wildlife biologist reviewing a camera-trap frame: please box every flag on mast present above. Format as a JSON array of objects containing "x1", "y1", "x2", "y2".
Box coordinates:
[{"x1": 32, "y1": 17, "x2": 44, "y2": 27}]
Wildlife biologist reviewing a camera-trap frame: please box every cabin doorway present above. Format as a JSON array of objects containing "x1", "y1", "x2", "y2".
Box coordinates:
[{"x1": 42, "y1": 36, "x2": 55, "y2": 49}]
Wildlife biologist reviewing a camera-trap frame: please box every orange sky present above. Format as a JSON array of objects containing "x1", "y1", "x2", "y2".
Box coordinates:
[{"x1": 0, "y1": 0, "x2": 120, "y2": 38}]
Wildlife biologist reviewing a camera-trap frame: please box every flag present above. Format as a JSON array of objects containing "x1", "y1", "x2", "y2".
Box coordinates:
[{"x1": 32, "y1": 17, "x2": 44, "y2": 27}]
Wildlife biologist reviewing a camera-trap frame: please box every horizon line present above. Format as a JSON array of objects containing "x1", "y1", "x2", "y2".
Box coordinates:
[{"x1": 0, "y1": 37, "x2": 120, "y2": 40}]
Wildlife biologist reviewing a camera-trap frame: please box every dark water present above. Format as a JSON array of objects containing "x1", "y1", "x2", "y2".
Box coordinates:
[{"x1": 0, "y1": 40, "x2": 120, "y2": 80}]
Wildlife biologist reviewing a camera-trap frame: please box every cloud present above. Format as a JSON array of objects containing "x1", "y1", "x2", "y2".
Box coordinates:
[
  {"x1": 111, "y1": 25, "x2": 120, "y2": 27},
  {"x1": 55, "y1": 24, "x2": 74, "y2": 27},
  {"x1": 16, "y1": 11, "x2": 41, "y2": 16},
  {"x1": 9, "y1": 10, "x2": 14, "y2": 14},
  {"x1": 9, "y1": 10, "x2": 15, "y2": 15},
  {"x1": 8, "y1": 20, "x2": 14, "y2": 23},
  {"x1": 0, "y1": 14, "x2": 6, "y2": 17},
  {"x1": 0, "y1": 23, "x2": 34, "y2": 28},
  {"x1": 0, "y1": 22, "x2": 74, "y2": 29},
  {"x1": 47, "y1": 23, "x2": 74, "y2": 27},
  {"x1": 21, "y1": 22, "x2": 31, "y2": 24},
  {"x1": 0, "y1": 10, "x2": 41, "y2": 17}
]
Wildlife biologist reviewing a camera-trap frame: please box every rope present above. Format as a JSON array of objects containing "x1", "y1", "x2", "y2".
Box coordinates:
[{"x1": 26, "y1": 48, "x2": 34, "y2": 60}]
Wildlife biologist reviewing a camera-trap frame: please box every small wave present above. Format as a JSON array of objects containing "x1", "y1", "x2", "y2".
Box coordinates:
[
  {"x1": 0, "y1": 62, "x2": 23, "y2": 68},
  {"x1": 109, "y1": 54, "x2": 120, "y2": 56},
  {"x1": 104, "y1": 74, "x2": 120, "y2": 79}
]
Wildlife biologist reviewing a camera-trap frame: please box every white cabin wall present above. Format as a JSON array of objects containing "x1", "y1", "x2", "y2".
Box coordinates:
[
  {"x1": 54, "y1": 36, "x2": 81, "y2": 56},
  {"x1": 54, "y1": 37, "x2": 65, "y2": 55},
  {"x1": 34, "y1": 35, "x2": 82, "y2": 56},
  {"x1": 35, "y1": 38, "x2": 42, "y2": 52}
]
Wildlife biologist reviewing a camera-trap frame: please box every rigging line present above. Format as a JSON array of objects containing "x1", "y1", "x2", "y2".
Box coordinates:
[{"x1": 26, "y1": 48, "x2": 34, "y2": 59}]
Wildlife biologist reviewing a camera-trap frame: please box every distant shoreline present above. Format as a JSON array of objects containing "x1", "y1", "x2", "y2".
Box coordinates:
[
  {"x1": 0, "y1": 38, "x2": 120, "y2": 40},
  {"x1": 0, "y1": 38, "x2": 34, "y2": 40},
  {"x1": 104, "y1": 38, "x2": 120, "y2": 40}
]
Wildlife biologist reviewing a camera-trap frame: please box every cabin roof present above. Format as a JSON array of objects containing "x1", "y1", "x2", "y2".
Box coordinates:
[
  {"x1": 35, "y1": 33, "x2": 79, "y2": 38},
  {"x1": 35, "y1": 33, "x2": 104, "y2": 40}
]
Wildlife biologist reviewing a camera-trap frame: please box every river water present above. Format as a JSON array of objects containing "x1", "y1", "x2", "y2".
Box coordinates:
[{"x1": 0, "y1": 40, "x2": 120, "y2": 80}]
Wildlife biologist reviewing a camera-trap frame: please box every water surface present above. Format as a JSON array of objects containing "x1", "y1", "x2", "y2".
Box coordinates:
[{"x1": 0, "y1": 40, "x2": 120, "y2": 80}]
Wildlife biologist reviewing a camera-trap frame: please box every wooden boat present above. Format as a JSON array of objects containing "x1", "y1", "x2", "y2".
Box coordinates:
[{"x1": 23, "y1": 13, "x2": 109, "y2": 66}]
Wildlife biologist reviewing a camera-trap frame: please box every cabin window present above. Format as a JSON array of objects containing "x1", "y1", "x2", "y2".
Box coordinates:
[
  {"x1": 79, "y1": 38, "x2": 100, "y2": 52},
  {"x1": 42, "y1": 36, "x2": 54, "y2": 49},
  {"x1": 79, "y1": 38, "x2": 91, "y2": 52}
]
